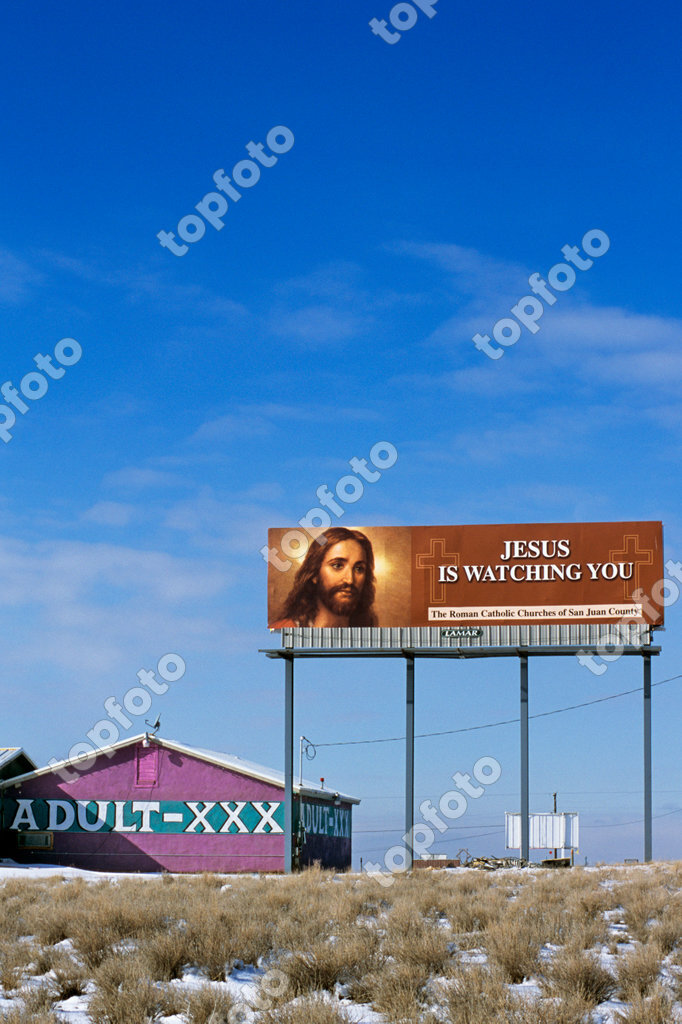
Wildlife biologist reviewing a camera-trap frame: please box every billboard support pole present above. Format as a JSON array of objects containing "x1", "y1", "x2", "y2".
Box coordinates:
[
  {"x1": 405, "y1": 653, "x2": 415, "y2": 871},
  {"x1": 284, "y1": 654, "x2": 294, "y2": 874},
  {"x1": 520, "y1": 653, "x2": 529, "y2": 861},
  {"x1": 643, "y1": 653, "x2": 652, "y2": 863}
]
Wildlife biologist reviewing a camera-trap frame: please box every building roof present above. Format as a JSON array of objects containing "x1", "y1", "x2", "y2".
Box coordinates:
[
  {"x1": 0, "y1": 734, "x2": 360, "y2": 804},
  {"x1": 0, "y1": 748, "x2": 37, "y2": 779}
]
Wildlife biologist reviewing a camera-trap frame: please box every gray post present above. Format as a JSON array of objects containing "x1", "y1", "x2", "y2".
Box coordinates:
[
  {"x1": 643, "y1": 654, "x2": 652, "y2": 863},
  {"x1": 520, "y1": 655, "x2": 529, "y2": 861},
  {"x1": 284, "y1": 655, "x2": 294, "y2": 874},
  {"x1": 405, "y1": 655, "x2": 415, "y2": 870}
]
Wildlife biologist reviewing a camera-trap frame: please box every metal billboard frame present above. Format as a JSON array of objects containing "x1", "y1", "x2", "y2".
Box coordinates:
[{"x1": 261, "y1": 642, "x2": 660, "y2": 873}]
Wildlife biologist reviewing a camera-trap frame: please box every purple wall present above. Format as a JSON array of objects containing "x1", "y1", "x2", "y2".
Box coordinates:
[{"x1": 2, "y1": 743, "x2": 287, "y2": 873}]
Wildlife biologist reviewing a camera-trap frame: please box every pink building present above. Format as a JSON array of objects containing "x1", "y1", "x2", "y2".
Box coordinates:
[{"x1": 0, "y1": 735, "x2": 358, "y2": 873}]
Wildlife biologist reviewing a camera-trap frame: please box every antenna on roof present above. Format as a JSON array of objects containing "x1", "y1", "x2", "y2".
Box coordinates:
[{"x1": 145, "y1": 716, "x2": 161, "y2": 736}]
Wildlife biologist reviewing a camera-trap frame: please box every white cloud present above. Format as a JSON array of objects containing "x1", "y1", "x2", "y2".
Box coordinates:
[
  {"x1": 102, "y1": 467, "x2": 187, "y2": 490},
  {"x1": 0, "y1": 249, "x2": 43, "y2": 303},
  {"x1": 0, "y1": 536, "x2": 233, "y2": 675},
  {"x1": 81, "y1": 502, "x2": 137, "y2": 527},
  {"x1": 268, "y1": 304, "x2": 372, "y2": 344}
]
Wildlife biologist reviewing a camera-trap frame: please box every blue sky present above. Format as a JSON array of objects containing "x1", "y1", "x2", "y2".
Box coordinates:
[{"x1": 1, "y1": 0, "x2": 681, "y2": 866}]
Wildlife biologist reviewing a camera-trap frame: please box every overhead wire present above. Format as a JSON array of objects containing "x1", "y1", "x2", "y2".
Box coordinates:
[{"x1": 314, "y1": 673, "x2": 682, "y2": 748}]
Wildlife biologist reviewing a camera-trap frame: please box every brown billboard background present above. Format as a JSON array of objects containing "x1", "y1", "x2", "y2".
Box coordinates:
[{"x1": 268, "y1": 521, "x2": 663, "y2": 628}]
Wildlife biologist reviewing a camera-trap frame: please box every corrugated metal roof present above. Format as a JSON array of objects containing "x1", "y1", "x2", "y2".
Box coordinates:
[{"x1": 0, "y1": 734, "x2": 360, "y2": 804}]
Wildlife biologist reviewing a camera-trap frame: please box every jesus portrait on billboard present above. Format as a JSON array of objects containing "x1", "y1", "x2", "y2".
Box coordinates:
[{"x1": 270, "y1": 527, "x2": 378, "y2": 628}]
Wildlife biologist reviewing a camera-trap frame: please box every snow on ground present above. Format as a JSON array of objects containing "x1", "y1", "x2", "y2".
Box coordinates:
[
  {"x1": 3, "y1": 860, "x2": 682, "y2": 1022},
  {"x1": 0, "y1": 858, "x2": 168, "y2": 882}
]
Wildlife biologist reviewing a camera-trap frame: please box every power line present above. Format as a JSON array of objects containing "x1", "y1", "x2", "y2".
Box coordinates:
[
  {"x1": 355, "y1": 823, "x2": 501, "y2": 833},
  {"x1": 582, "y1": 806, "x2": 682, "y2": 829},
  {"x1": 314, "y1": 673, "x2": 682, "y2": 748},
  {"x1": 359, "y1": 828, "x2": 503, "y2": 853}
]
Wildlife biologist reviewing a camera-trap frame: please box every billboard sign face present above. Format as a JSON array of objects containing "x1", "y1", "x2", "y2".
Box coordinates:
[
  {"x1": 506, "y1": 812, "x2": 579, "y2": 851},
  {"x1": 267, "y1": 521, "x2": 663, "y2": 629}
]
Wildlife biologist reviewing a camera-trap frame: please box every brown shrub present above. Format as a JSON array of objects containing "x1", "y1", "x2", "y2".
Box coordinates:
[
  {"x1": 617, "y1": 881, "x2": 669, "y2": 943},
  {"x1": 0, "y1": 1009, "x2": 59, "y2": 1024},
  {"x1": 16, "y1": 983, "x2": 58, "y2": 1013},
  {"x1": 348, "y1": 960, "x2": 428, "y2": 1023},
  {"x1": 89, "y1": 952, "x2": 178, "y2": 1024},
  {"x1": 444, "y1": 879, "x2": 505, "y2": 934},
  {"x1": 614, "y1": 986, "x2": 675, "y2": 1024},
  {"x1": 183, "y1": 984, "x2": 236, "y2": 1024},
  {"x1": 260, "y1": 993, "x2": 353, "y2": 1024},
  {"x1": 271, "y1": 923, "x2": 383, "y2": 1001},
  {"x1": 649, "y1": 902, "x2": 682, "y2": 954},
  {"x1": 485, "y1": 910, "x2": 541, "y2": 983},
  {"x1": 563, "y1": 913, "x2": 609, "y2": 951},
  {"x1": 542, "y1": 948, "x2": 616, "y2": 1006},
  {"x1": 616, "y1": 942, "x2": 662, "y2": 998},
  {"x1": 46, "y1": 949, "x2": 89, "y2": 999},
  {"x1": 0, "y1": 940, "x2": 35, "y2": 993},
  {"x1": 138, "y1": 926, "x2": 191, "y2": 981},
  {"x1": 437, "y1": 965, "x2": 507, "y2": 1024},
  {"x1": 384, "y1": 906, "x2": 452, "y2": 974},
  {"x1": 505, "y1": 994, "x2": 590, "y2": 1024}
]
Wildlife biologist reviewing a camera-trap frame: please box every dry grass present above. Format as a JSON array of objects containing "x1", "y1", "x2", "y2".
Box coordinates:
[
  {"x1": 617, "y1": 881, "x2": 670, "y2": 943},
  {"x1": 16, "y1": 984, "x2": 58, "y2": 1013},
  {"x1": 349, "y1": 959, "x2": 429, "y2": 1022},
  {"x1": 2, "y1": 863, "x2": 682, "y2": 1023},
  {"x1": 485, "y1": 908, "x2": 541, "y2": 983},
  {"x1": 615, "y1": 986, "x2": 675, "y2": 1023},
  {"x1": 260, "y1": 993, "x2": 353, "y2": 1024},
  {"x1": 444, "y1": 877, "x2": 506, "y2": 934},
  {"x1": 139, "y1": 926, "x2": 191, "y2": 981},
  {"x1": 649, "y1": 901, "x2": 682, "y2": 954},
  {"x1": 273, "y1": 926, "x2": 383, "y2": 1000},
  {"x1": 437, "y1": 965, "x2": 508, "y2": 1023},
  {"x1": 0, "y1": 939, "x2": 36, "y2": 994},
  {"x1": 616, "y1": 942, "x2": 662, "y2": 998},
  {"x1": 183, "y1": 984, "x2": 236, "y2": 1023},
  {"x1": 0, "y1": 1010, "x2": 59, "y2": 1024},
  {"x1": 384, "y1": 904, "x2": 452, "y2": 974},
  {"x1": 46, "y1": 948, "x2": 89, "y2": 999},
  {"x1": 505, "y1": 995, "x2": 590, "y2": 1024},
  {"x1": 89, "y1": 953, "x2": 181, "y2": 1024},
  {"x1": 542, "y1": 948, "x2": 616, "y2": 1006}
]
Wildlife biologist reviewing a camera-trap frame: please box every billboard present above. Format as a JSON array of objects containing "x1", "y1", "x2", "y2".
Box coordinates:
[{"x1": 267, "y1": 521, "x2": 663, "y2": 629}]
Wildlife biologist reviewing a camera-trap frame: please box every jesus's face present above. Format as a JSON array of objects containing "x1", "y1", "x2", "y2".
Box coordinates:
[{"x1": 314, "y1": 539, "x2": 367, "y2": 619}]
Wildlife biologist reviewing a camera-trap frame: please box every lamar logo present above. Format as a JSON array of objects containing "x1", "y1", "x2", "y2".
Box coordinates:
[{"x1": 441, "y1": 627, "x2": 483, "y2": 638}]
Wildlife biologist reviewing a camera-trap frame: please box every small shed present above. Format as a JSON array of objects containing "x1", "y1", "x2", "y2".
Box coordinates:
[{"x1": 0, "y1": 735, "x2": 358, "y2": 873}]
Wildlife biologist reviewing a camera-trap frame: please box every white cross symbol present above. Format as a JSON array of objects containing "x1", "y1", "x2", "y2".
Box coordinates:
[
  {"x1": 219, "y1": 801, "x2": 249, "y2": 833},
  {"x1": 252, "y1": 801, "x2": 283, "y2": 834},
  {"x1": 185, "y1": 801, "x2": 216, "y2": 832}
]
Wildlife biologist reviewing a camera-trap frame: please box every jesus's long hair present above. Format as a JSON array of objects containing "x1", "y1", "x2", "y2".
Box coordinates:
[{"x1": 280, "y1": 527, "x2": 377, "y2": 627}]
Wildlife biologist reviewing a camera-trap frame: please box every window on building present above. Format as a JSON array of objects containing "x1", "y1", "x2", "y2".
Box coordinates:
[
  {"x1": 17, "y1": 831, "x2": 53, "y2": 849},
  {"x1": 136, "y1": 745, "x2": 159, "y2": 786}
]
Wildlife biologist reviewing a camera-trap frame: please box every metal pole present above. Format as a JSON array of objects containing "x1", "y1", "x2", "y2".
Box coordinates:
[
  {"x1": 553, "y1": 792, "x2": 557, "y2": 859},
  {"x1": 284, "y1": 655, "x2": 294, "y2": 874},
  {"x1": 643, "y1": 654, "x2": 652, "y2": 863},
  {"x1": 405, "y1": 655, "x2": 415, "y2": 870},
  {"x1": 520, "y1": 655, "x2": 529, "y2": 862}
]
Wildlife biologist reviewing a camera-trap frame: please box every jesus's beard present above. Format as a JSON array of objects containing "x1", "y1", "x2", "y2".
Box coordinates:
[{"x1": 317, "y1": 584, "x2": 361, "y2": 619}]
